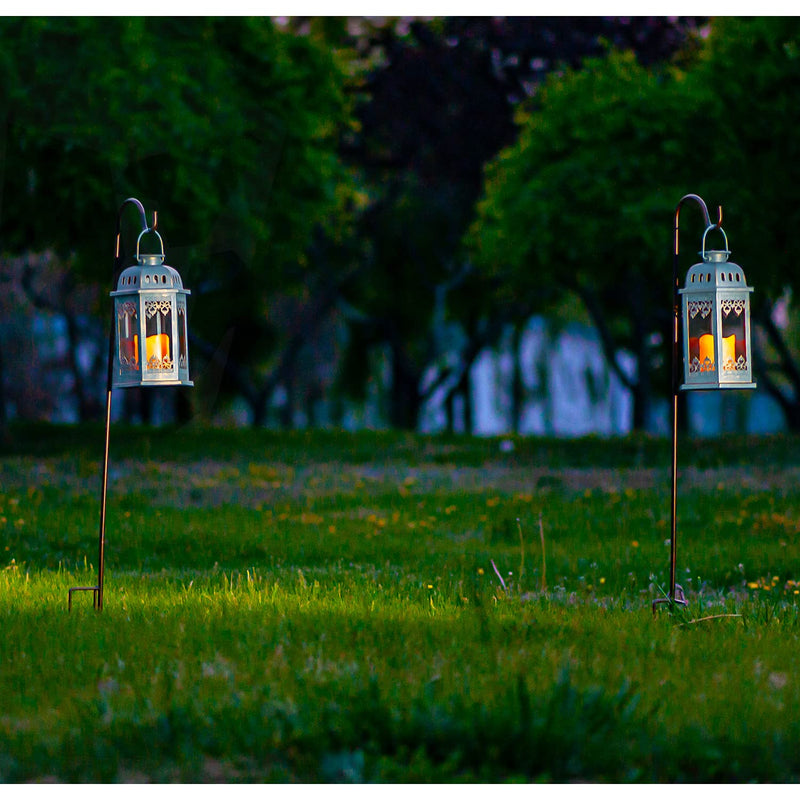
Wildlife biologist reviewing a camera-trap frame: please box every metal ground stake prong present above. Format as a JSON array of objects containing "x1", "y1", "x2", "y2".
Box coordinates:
[
  {"x1": 652, "y1": 583, "x2": 688, "y2": 616},
  {"x1": 67, "y1": 585, "x2": 100, "y2": 612}
]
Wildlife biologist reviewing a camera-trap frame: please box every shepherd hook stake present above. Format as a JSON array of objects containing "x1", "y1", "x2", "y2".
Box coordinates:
[
  {"x1": 653, "y1": 194, "x2": 721, "y2": 616},
  {"x1": 68, "y1": 198, "x2": 154, "y2": 611}
]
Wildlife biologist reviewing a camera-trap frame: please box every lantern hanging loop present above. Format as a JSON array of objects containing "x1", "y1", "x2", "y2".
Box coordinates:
[
  {"x1": 701, "y1": 224, "x2": 729, "y2": 257},
  {"x1": 136, "y1": 227, "x2": 165, "y2": 259}
]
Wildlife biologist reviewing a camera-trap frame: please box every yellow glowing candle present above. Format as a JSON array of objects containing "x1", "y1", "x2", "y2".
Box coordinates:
[
  {"x1": 722, "y1": 334, "x2": 735, "y2": 368},
  {"x1": 699, "y1": 333, "x2": 715, "y2": 367},
  {"x1": 146, "y1": 334, "x2": 170, "y2": 363}
]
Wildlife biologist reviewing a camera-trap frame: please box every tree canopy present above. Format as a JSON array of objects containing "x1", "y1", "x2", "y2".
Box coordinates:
[
  {"x1": 0, "y1": 17, "x2": 360, "y2": 423},
  {"x1": 466, "y1": 17, "x2": 800, "y2": 429},
  {"x1": 6, "y1": 17, "x2": 800, "y2": 432},
  {"x1": 338, "y1": 17, "x2": 702, "y2": 428},
  {"x1": 1, "y1": 17, "x2": 356, "y2": 278}
]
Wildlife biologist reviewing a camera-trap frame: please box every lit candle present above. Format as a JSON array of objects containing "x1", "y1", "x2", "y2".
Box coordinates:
[
  {"x1": 699, "y1": 333, "x2": 715, "y2": 367},
  {"x1": 722, "y1": 334, "x2": 735, "y2": 369},
  {"x1": 146, "y1": 334, "x2": 170, "y2": 363}
]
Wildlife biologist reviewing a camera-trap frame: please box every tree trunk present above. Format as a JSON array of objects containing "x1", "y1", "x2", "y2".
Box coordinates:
[
  {"x1": 389, "y1": 342, "x2": 421, "y2": 430},
  {"x1": 0, "y1": 341, "x2": 8, "y2": 444},
  {"x1": 572, "y1": 283, "x2": 645, "y2": 430},
  {"x1": 630, "y1": 286, "x2": 651, "y2": 432},
  {"x1": 65, "y1": 312, "x2": 100, "y2": 421},
  {"x1": 510, "y1": 324, "x2": 523, "y2": 433},
  {"x1": 752, "y1": 303, "x2": 800, "y2": 432}
]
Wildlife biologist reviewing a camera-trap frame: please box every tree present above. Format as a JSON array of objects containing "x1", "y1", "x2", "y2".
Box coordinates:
[
  {"x1": 686, "y1": 17, "x2": 800, "y2": 429},
  {"x1": 339, "y1": 17, "x2": 703, "y2": 430},
  {"x1": 467, "y1": 44, "x2": 717, "y2": 429},
  {"x1": 467, "y1": 17, "x2": 800, "y2": 432},
  {"x1": 0, "y1": 17, "x2": 358, "y2": 424}
]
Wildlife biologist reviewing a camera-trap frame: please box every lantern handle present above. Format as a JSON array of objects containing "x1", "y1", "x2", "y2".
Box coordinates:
[
  {"x1": 136, "y1": 227, "x2": 165, "y2": 259},
  {"x1": 701, "y1": 224, "x2": 729, "y2": 257}
]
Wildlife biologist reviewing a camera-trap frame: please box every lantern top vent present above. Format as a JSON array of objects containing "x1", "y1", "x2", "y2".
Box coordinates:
[
  {"x1": 682, "y1": 252, "x2": 750, "y2": 291},
  {"x1": 112, "y1": 260, "x2": 187, "y2": 294}
]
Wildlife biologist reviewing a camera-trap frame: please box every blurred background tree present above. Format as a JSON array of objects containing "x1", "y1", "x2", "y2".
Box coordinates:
[
  {"x1": 336, "y1": 16, "x2": 703, "y2": 429},
  {"x1": 466, "y1": 48, "x2": 714, "y2": 429},
  {"x1": 4, "y1": 17, "x2": 800, "y2": 434},
  {"x1": 685, "y1": 17, "x2": 800, "y2": 428},
  {"x1": 467, "y1": 17, "x2": 800, "y2": 430},
  {"x1": 0, "y1": 17, "x2": 358, "y2": 425}
]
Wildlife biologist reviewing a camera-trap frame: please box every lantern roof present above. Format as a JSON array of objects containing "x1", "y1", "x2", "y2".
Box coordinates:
[
  {"x1": 681, "y1": 250, "x2": 750, "y2": 292},
  {"x1": 112, "y1": 255, "x2": 188, "y2": 295}
]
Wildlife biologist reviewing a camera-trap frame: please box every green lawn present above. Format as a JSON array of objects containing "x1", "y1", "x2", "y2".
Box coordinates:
[{"x1": 3, "y1": 423, "x2": 800, "y2": 781}]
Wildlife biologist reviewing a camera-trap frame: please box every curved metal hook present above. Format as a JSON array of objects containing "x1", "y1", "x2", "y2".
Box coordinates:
[
  {"x1": 117, "y1": 197, "x2": 148, "y2": 232},
  {"x1": 114, "y1": 197, "x2": 152, "y2": 262},
  {"x1": 673, "y1": 193, "x2": 724, "y2": 273},
  {"x1": 675, "y1": 193, "x2": 722, "y2": 233}
]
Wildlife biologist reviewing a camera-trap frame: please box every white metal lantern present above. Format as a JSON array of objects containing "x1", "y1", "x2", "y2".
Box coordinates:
[
  {"x1": 679, "y1": 226, "x2": 755, "y2": 391},
  {"x1": 110, "y1": 229, "x2": 192, "y2": 388}
]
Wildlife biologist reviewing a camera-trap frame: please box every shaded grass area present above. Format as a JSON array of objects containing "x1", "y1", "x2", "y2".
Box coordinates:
[
  {"x1": 5, "y1": 418, "x2": 800, "y2": 468},
  {"x1": 3, "y1": 423, "x2": 800, "y2": 781}
]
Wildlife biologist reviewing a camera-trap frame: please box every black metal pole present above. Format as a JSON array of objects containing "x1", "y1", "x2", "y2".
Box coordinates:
[
  {"x1": 69, "y1": 198, "x2": 150, "y2": 611},
  {"x1": 654, "y1": 194, "x2": 720, "y2": 614}
]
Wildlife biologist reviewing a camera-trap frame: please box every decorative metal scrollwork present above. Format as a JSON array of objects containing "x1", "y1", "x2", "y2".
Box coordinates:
[
  {"x1": 145, "y1": 300, "x2": 172, "y2": 318},
  {"x1": 688, "y1": 300, "x2": 713, "y2": 319},
  {"x1": 689, "y1": 356, "x2": 715, "y2": 374},
  {"x1": 720, "y1": 298, "x2": 746, "y2": 317},
  {"x1": 722, "y1": 355, "x2": 749, "y2": 372},
  {"x1": 147, "y1": 355, "x2": 174, "y2": 370},
  {"x1": 117, "y1": 301, "x2": 137, "y2": 319}
]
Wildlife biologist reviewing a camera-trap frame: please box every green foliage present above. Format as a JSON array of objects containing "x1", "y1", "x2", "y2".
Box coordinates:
[
  {"x1": 689, "y1": 17, "x2": 800, "y2": 294},
  {"x1": 0, "y1": 17, "x2": 356, "y2": 287},
  {"x1": 465, "y1": 18, "x2": 800, "y2": 431},
  {"x1": 469, "y1": 49, "x2": 706, "y2": 299},
  {"x1": 4, "y1": 426, "x2": 800, "y2": 780},
  {"x1": 0, "y1": 18, "x2": 361, "y2": 421}
]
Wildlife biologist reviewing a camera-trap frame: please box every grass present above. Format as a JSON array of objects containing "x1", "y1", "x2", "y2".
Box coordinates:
[{"x1": 3, "y1": 423, "x2": 800, "y2": 781}]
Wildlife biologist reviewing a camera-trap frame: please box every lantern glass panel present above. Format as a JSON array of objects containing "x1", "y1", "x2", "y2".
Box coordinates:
[
  {"x1": 144, "y1": 299, "x2": 174, "y2": 372},
  {"x1": 720, "y1": 298, "x2": 747, "y2": 374},
  {"x1": 686, "y1": 297, "x2": 714, "y2": 376},
  {"x1": 178, "y1": 305, "x2": 188, "y2": 369},
  {"x1": 116, "y1": 299, "x2": 140, "y2": 372}
]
